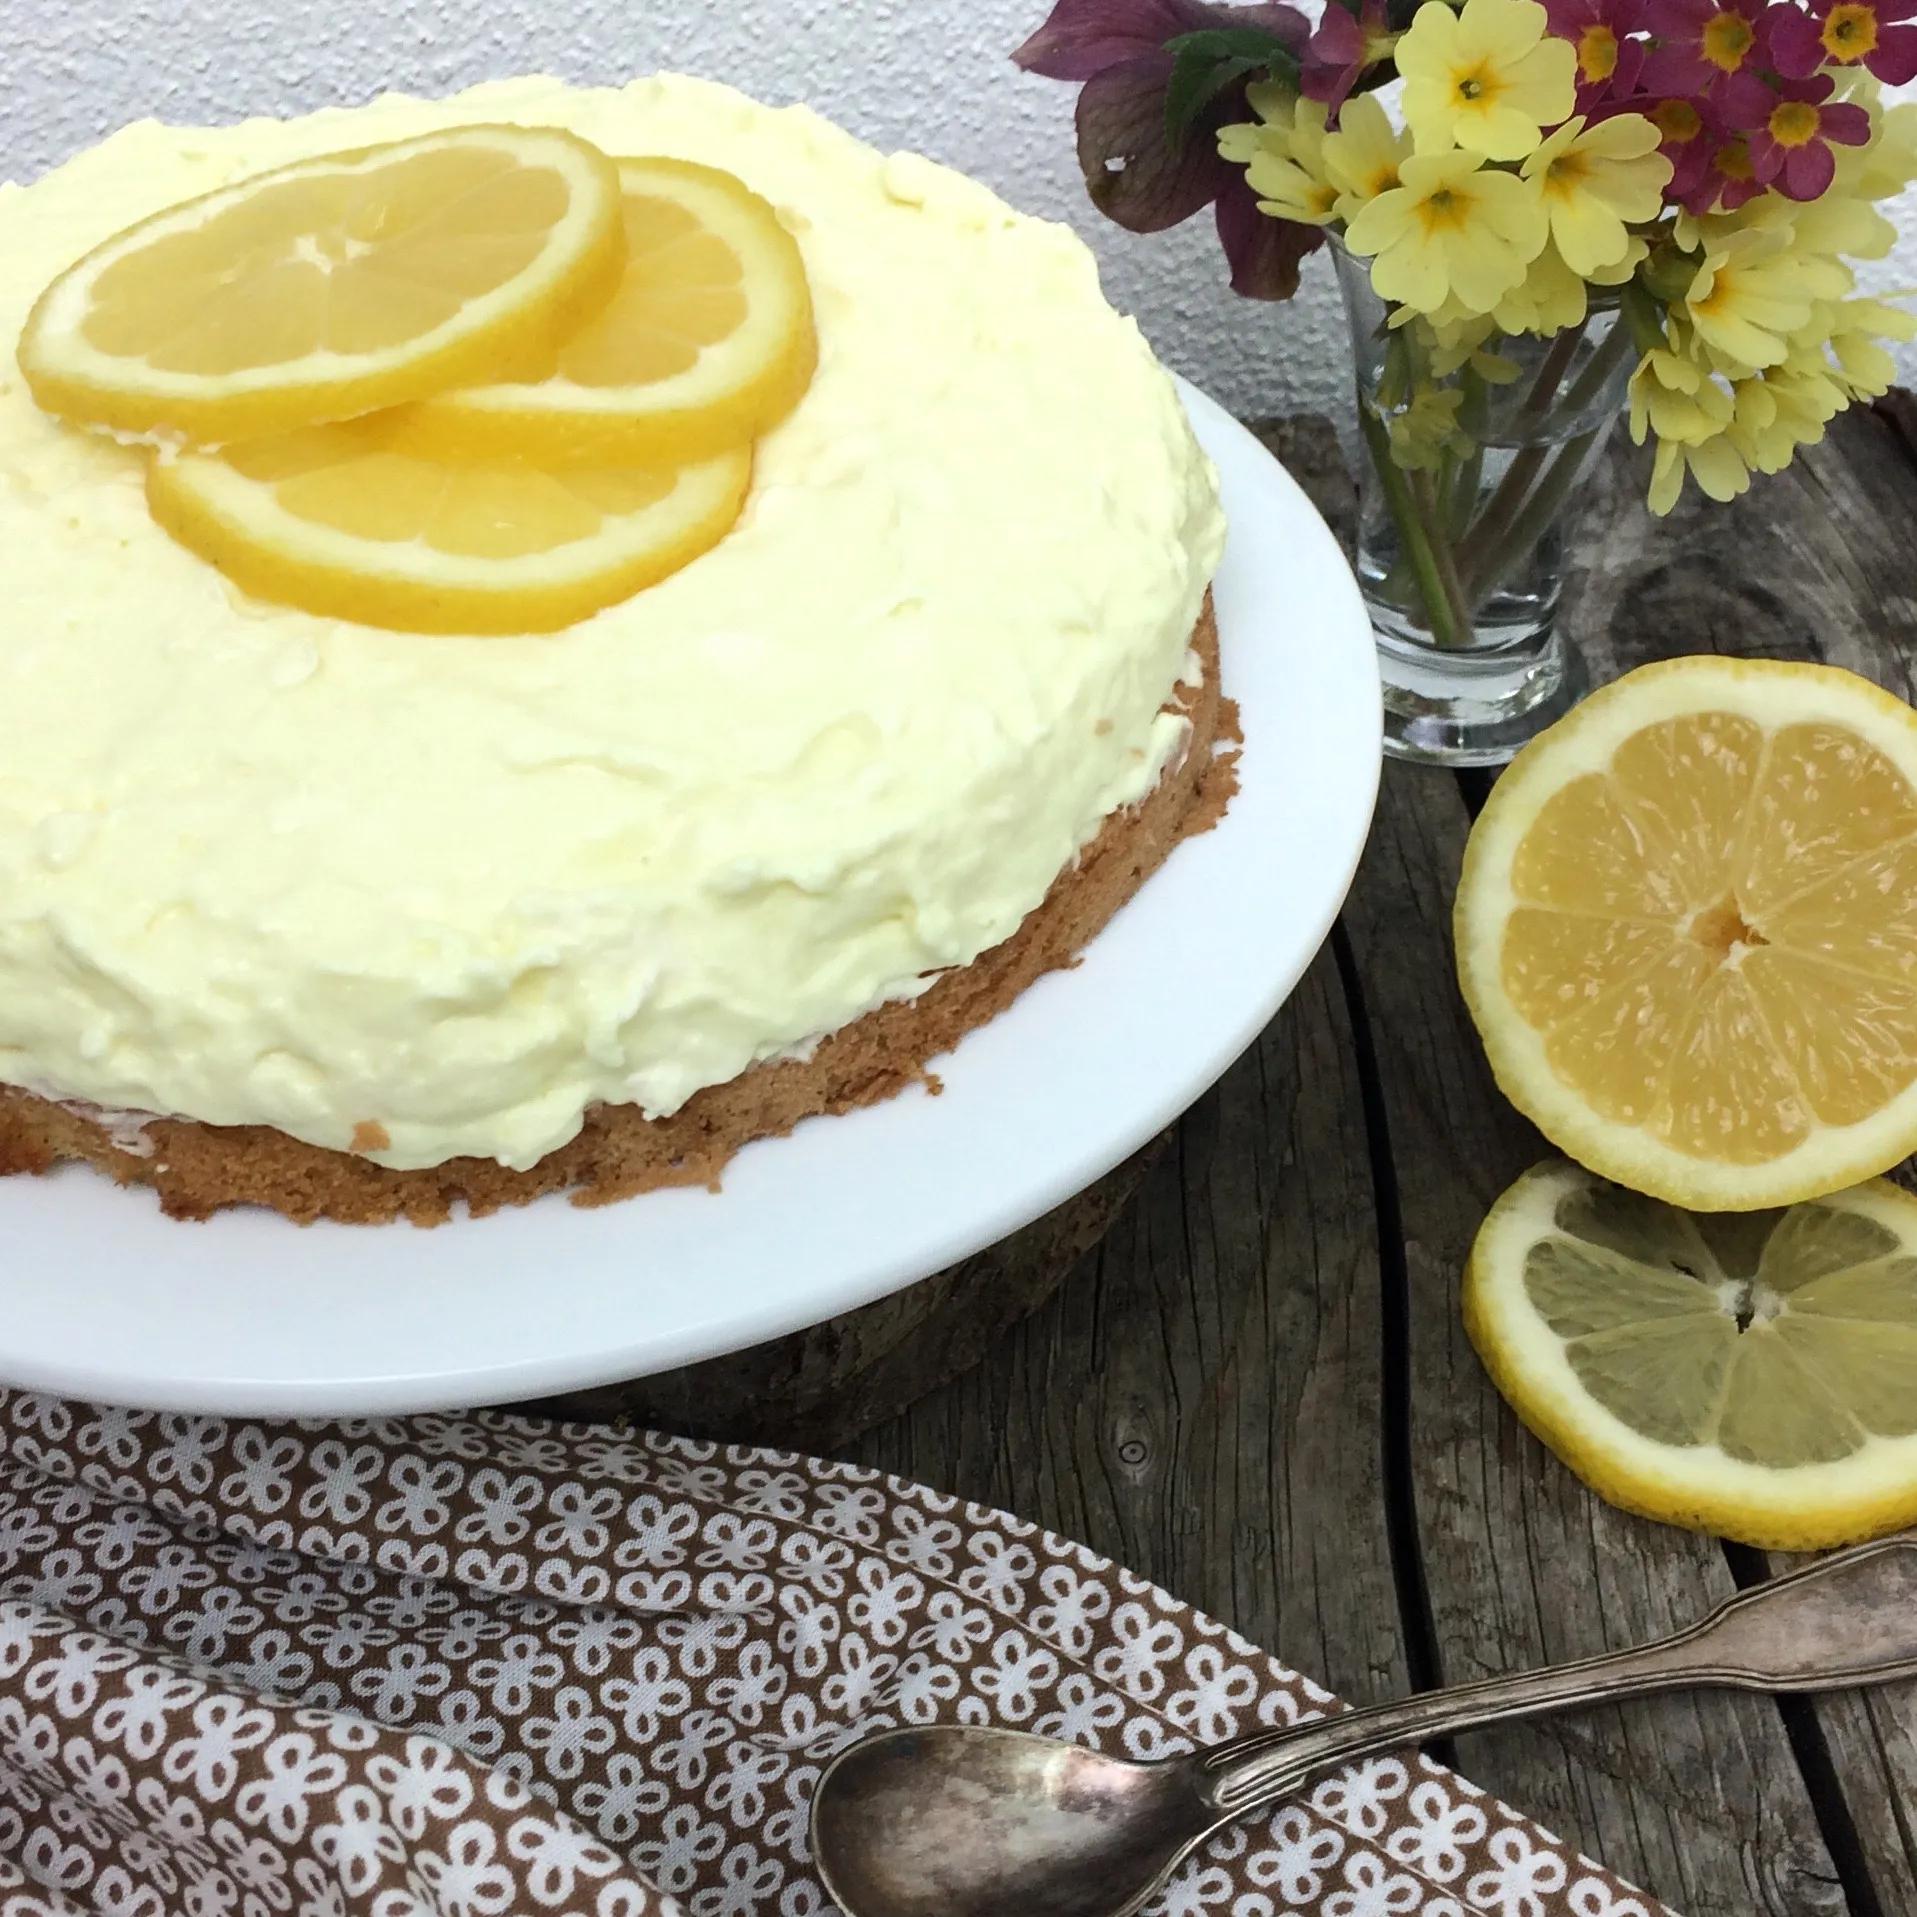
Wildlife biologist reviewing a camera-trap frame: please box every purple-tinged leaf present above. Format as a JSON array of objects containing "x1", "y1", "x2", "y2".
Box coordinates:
[
  {"x1": 1016, "y1": 0, "x2": 1307, "y2": 79},
  {"x1": 1076, "y1": 52, "x2": 1232, "y2": 229},
  {"x1": 1014, "y1": 0, "x2": 1226, "y2": 79},
  {"x1": 1215, "y1": 172, "x2": 1325, "y2": 298},
  {"x1": 1225, "y1": 4, "x2": 1313, "y2": 49}
]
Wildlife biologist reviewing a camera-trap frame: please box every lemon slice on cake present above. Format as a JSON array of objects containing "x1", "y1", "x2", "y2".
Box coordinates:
[
  {"x1": 18, "y1": 125, "x2": 625, "y2": 442},
  {"x1": 146, "y1": 418, "x2": 751, "y2": 634},
  {"x1": 1467, "y1": 1161, "x2": 1917, "y2": 1548},
  {"x1": 383, "y1": 157, "x2": 817, "y2": 464},
  {"x1": 1457, "y1": 657, "x2": 1917, "y2": 1210}
]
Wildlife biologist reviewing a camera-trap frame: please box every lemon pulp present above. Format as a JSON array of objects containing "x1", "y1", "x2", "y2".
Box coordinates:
[
  {"x1": 1458, "y1": 659, "x2": 1917, "y2": 1208},
  {"x1": 382, "y1": 156, "x2": 817, "y2": 464},
  {"x1": 1466, "y1": 1161, "x2": 1917, "y2": 1548},
  {"x1": 147, "y1": 418, "x2": 752, "y2": 634},
  {"x1": 19, "y1": 126, "x2": 626, "y2": 442}
]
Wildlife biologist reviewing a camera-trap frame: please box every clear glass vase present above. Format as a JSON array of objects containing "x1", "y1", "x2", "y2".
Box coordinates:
[{"x1": 1330, "y1": 239, "x2": 1637, "y2": 766}]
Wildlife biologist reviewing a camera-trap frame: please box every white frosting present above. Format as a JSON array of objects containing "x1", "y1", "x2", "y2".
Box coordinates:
[{"x1": 0, "y1": 75, "x2": 1225, "y2": 1171}]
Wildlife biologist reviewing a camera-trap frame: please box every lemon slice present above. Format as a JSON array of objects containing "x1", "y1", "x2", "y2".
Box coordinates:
[
  {"x1": 145, "y1": 417, "x2": 750, "y2": 634},
  {"x1": 1457, "y1": 658, "x2": 1917, "y2": 1210},
  {"x1": 1466, "y1": 1160, "x2": 1917, "y2": 1548},
  {"x1": 382, "y1": 157, "x2": 816, "y2": 465},
  {"x1": 18, "y1": 125, "x2": 625, "y2": 443}
]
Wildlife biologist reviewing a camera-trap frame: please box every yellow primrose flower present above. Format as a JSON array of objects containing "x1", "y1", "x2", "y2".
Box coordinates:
[
  {"x1": 1396, "y1": 0, "x2": 1578, "y2": 160},
  {"x1": 1493, "y1": 241, "x2": 1592, "y2": 333},
  {"x1": 1724, "y1": 371, "x2": 1837, "y2": 476},
  {"x1": 1648, "y1": 432, "x2": 1751, "y2": 515},
  {"x1": 1629, "y1": 341, "x2": 1734, "y2": 447},
  {"x1": 1770, "y1": 362, "x2": 1846, "y2": 443},
  {"x1": 1681, "y1": 226, "x2": 1828, "y2": 374},
  {"x1": 1345, "y1": 149, "x2": 1549, "y2": 315},
  {"x1": 1845, "y1": 98, "x2": 1917, "y2": 203},
  {"x1": 1240, "y1": 100, "x2": 1341, "y2": 225},
  {"x1": 1756, "y1": 312, "x2": 1857, "y2": 421},
  {"x1": 1770, "y1": 179, "x2": 1895, "y2": 262},
  {"x1": 1690, "y1": 198, "x2": 1856, "y2": 303},
  {"x1": 1595, "y1": 234, "x2": 1652, "y2": 284},
  {"x1": 1520, "y1": 115, "x2": 1671, "y2": 276},
  {"x1": 1385, "y1": 386, "x2": 1469, "y2": 471},
  {"x1": 1826, "y1": 295, "x2": 1917, "y2": 398},
  {"x1": 1218, "y1": 79, "x2": 1319, "y2": 164},
  {"x1": 1323, "y1": 94, "x2": 1416, "y2": 223},
  {"x1": 1405, "y1": 308, "x2": 1522, "y2": 380}
]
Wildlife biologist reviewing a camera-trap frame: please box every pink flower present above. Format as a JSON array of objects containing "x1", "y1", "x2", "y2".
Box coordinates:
[
  {"x1": 1013, "y1": 0, "x2": 1321, "y2": 298},
  {"x1": 1640, "y1": 0, "x2": 1780, "y2": 96},
  {"x1": 1768, "y1": 0, "x2": 1917, "y2": 84},
  {"x1": 1301, "y1": 0, "x2": 1390, "y2": 115},
  {"x1": 1633, "y1": 92, "x2": 1722, "y2": 198},
  {"x1": 1680, "y1": 129, "x2": 1769, "y2": 210},
  {"x1": 1545, "y1": 0, "x2": 1649, "y2": 105},
  {"x1": 1743, "y1": 71, "x2": 1873, "y2": 197}
]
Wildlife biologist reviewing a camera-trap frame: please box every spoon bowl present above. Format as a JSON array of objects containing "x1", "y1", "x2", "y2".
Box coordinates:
[
  {"x1": 810, "y1": 1725, "x2": 1212, "y2": 1917},
  {"x1": 809, "y1": 1542, "x2": 1917, "y2": 1917}
]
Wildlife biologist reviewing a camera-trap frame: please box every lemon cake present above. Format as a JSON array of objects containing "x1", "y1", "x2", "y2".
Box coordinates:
[{"x1": 0, "y1": 74, "x2": 1232, "y2": 1225}]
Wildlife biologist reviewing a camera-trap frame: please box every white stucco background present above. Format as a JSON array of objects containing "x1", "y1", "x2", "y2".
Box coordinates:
[{"x1": 3, "y1": 0, "x2": 1912, "y2": 420}]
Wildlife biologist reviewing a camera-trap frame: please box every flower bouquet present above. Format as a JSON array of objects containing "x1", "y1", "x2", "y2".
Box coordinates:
[{"x1": 1017, "y1": 0, "x2": 1916, "y2": 761}]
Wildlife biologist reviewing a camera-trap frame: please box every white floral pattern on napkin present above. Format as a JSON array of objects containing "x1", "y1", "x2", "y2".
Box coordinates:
[{"x1": 0, "y1": 1395, "x2": 1664, "y2": 1917}]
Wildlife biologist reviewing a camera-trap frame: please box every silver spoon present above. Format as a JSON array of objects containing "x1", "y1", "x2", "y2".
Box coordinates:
[{"x1": 811, "y1": 1535, "x2": 1917, "y2": 1917}]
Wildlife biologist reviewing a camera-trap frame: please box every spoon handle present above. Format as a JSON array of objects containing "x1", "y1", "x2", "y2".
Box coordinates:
[{"x1": 1197, "y1": 1536, "x2": 1917, "y2": 1818}]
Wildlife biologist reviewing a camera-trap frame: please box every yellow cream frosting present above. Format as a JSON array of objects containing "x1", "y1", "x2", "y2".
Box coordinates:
[{"x1": 0, "y1": 74, "x2": 1225, "y2": 1171}]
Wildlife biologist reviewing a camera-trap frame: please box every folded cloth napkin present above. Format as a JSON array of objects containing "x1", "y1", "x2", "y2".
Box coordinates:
[{"x1": 0, "y1": 1394, "x2": 1664, "y2": 1917}]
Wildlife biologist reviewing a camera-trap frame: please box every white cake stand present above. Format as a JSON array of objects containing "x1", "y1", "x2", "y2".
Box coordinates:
[{"x1": 0, "y1": 380, "x2": 1383, "y2": 1415}]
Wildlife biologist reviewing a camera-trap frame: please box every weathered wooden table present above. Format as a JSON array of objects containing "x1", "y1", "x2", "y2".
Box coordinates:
[{"x1": 541, "y1": 394, "x2": 1917, "y2": 1917}]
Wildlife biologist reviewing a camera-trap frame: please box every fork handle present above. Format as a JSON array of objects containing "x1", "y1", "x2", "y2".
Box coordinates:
[{"x1": 1197, "y1": 1537, "x2": 1917, "y2": 1818}]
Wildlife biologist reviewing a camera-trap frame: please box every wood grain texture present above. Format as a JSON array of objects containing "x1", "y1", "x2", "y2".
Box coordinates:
[
  {"x1": 850, "y1": 946, "x2": 1413, "y2": 1713},
  {"x1": 1280, "y1": 408, "x2": 1917, "y2": 1915},
  {"x1": 1558, "y1": 400, "x2": 1917, "y2": 1917},
  {"x1": 517, "y1": 1145, "x2": 1161, "y2": 1451},
  {"x1": 582, "y1": 400, "x2": 1917, "y2": 1916},
  {"x1": 1344, "y1": 762, "x2": 1847, "y2": 1917}
]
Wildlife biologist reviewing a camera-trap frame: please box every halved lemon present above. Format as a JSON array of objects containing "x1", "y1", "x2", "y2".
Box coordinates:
[
  {"x1": 1457, "y1": 658, "x2": 1917, "y2": 1210},
  {"x1": 1466, "y1": 1160, "x2": 1917, "y2": 1549},
  {"x1": 145, "y1": 417, "x2": 751, "y2": 634},
  {"x1": 18, "y1": 125, "x2": 625, "y2": 443},
  {"x1": 382, "y1": 157, "x2": 816, "y2": 465}
]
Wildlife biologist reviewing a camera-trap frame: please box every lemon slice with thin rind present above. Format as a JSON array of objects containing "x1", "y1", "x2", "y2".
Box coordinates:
[
  {"x1": 145, "y1": 417, "x2": 751, "y2": 634},
  {"x1": 1466, "y1": 1160, "x2": 1917, "y2": 1549},
  {"x1": 1457, "y1": 657, "x2": 1917, "y2": 1211},
  {"x1": 381, "y1": 156, "x2": 816, "y2": 465},
  {"x1": 19, "y1": 125, "x2": 626, "y2": 444}
]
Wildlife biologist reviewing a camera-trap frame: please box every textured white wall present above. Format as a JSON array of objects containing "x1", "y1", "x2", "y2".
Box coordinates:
[{"x1": 4, "y1": 0, "x2": 1910, "y2": 421}]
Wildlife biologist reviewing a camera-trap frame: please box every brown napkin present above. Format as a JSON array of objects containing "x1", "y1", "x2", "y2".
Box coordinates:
[{"x1": 0, "y1": 1394, "x2": 1663, "y2": 1916}]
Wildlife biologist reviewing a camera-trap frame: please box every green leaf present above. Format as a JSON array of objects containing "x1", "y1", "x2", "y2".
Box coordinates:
[
  {"x1": 1165, "y1": 24, "x2": 1305, "y2": 61},
  {"x1": 1161, "y1": 27, "x2": 1302, "y2": 148}
]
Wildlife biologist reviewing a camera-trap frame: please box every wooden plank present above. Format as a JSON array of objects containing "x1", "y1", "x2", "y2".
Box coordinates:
[
  {"x1": 850, "y1": 940, "x2": 1414, "y2": 1712},
  {"x1": 1559, "y1": 402, "x2": 1917, "y2": 1915},
  {"x1": 519, "y1": 1144, "x2": 1161, "y2": 1451},
  {"x1": 1557, "y1": 398, "x2": 1917, "y2": 700},
  {"x1": 1344, "y1": 759, "x2": 1849, "y2": 1916},
  {"x1": 1777, "y1": 1683, "x2": 1917, "y2": 1915}
]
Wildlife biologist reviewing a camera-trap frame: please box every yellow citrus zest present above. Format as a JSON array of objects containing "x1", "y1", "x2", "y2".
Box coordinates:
[
  {"x1": 1467, "y1": 1161, "x2": 1917, "y2": 1550},
  {"x1": 1457, "y1": 656, "x2": 1917, "y2": 1210}
]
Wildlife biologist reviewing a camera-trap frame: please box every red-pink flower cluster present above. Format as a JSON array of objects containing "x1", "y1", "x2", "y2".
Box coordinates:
[{"x1": 1543, "y1": 0, "x2": 1886, "y2": 207}]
